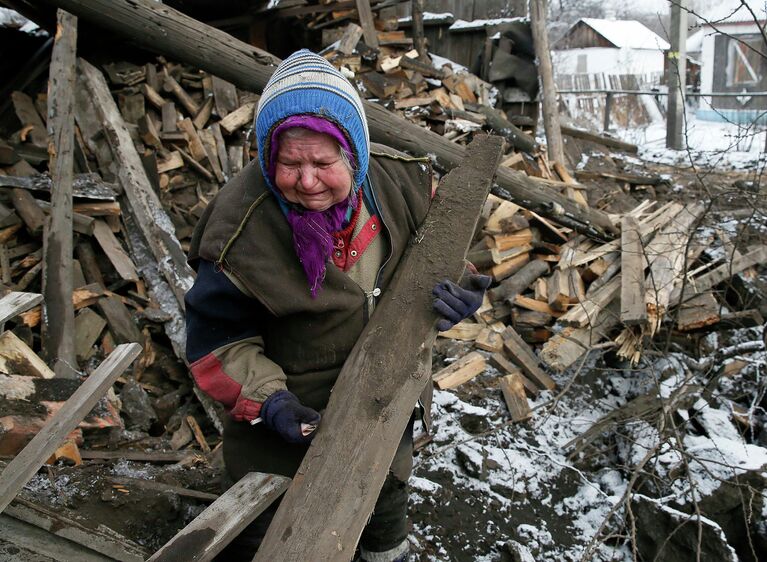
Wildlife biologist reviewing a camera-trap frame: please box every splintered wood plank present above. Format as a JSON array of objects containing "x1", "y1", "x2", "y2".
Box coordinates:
[
  {"x1": 559, "y1": 274, "x2": 620, "y2": 328},
  {"x1": 79, "y1": 59, "x2": 194, "y2": 307},
  {"x1": 147, "y1": 472, "x2": 290, "y2": 562},
  {"x1": 255, "y1": 136, "x2": 503, "y2": 561},
  {"x1": 0, "y1": 343, "x2": 142, "y2": 512},
  {"x1": 547, "y1": 268, "x2": 569, "y2": 312},
  {"x1": 355, "y1": 0, "x2": 379, "y2": 47},
  {"x1": 97, "y1": 295, "x2": 142, "y2": 344},
  {"x1": 513, "y1": 294, "x2": 563, "y2": 317},
  {"x1": 501, "y1": 326, "x2": 555, "y2": 390},
  {"x1": 500, "y1": 373, "x2": 531, "y2": 422},
  {"x1": 20, "y1": 283, "x2": 106, "y2": 328},
  {"x1": 93, "y1": 220, "x2": 139, "y2": 282},
  {"x1": 177, "y1": 118, "x2": 208, "y2": 162},
  {"x1": 676, "y1": 292, "x2": 720, "y2": 332},
  {"x1": 620, "y1": 215, "x2": 646, "y2": 325},
  {"x1": 0, "y1": 330, "x2": 55, "y2": 379},
  {"x1": 198, "y1": 128, "x2": 225, "y2": 183},
  {"x1": 644, "y1": 203, "x2": 706, "y2": 334},
  {"x1": 0, "y1": 291, "x2": 43, "y2": 324},
  {"x1": 338, "y1": 22, "x2": 363, "y2": 55},
  {"x1": 219, "y1": 101, "x2": 256, "y2": 135},
  {"x1": 540, "y1": 302, "x2": 620, "y2": 372},
  {"x1": 433, "y1": 352, "x2": 486, "y2": 389}
]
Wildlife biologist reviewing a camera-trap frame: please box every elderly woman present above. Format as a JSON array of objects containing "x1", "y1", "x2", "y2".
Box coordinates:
[{"x1": 185, "y1": 50, "x2": 489, "y2": 561}]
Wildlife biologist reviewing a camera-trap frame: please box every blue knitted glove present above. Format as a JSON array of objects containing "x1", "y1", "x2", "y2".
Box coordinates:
[
  {"x1": 260, "y1": 390, "x2": 321, "y2": 444},
  {"x1": 432, "y1": 273, "x2": 492, "y2": 331}
]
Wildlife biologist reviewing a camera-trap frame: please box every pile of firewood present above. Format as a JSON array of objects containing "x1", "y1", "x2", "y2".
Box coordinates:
[{"x1": 432, "y1": 195, "x2": 766, "y2": 422}]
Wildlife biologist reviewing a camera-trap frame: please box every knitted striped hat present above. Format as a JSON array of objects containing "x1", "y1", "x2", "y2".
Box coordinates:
[{"x1": 256, "y1": 49, "x2": 370, "y2": 191}]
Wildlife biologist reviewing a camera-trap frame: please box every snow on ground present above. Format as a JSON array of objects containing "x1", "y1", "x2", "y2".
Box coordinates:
[{"x1": 614, "y1": 115, "x2": 766, "y2": 170}]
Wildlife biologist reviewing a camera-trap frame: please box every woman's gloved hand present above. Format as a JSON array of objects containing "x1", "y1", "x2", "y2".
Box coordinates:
[
  {"x1": 432, "y1": 273, "x2": 492, "y2": 331},
  {"x1": 260, "y1": 390, "x2": 321, "y2": 444}
]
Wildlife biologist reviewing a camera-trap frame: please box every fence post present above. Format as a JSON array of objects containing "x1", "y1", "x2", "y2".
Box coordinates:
[{"x1": 603, "y1": 92, "x2": 613, "y2": 132}]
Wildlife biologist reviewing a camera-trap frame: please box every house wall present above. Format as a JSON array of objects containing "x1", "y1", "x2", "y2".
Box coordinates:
[
  {"x1": 699, "y1": 20, "x2": 767, "y2": 122},
  {"x1": 553, "y1": 48, "x2": 664, "y2": 76}
]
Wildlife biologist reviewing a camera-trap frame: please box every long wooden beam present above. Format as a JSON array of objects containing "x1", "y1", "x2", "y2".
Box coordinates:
[
  {"x1": 42, "y1": 9, "x2": 78, "y2": 377},
  {"x1": 39, "y1": 0, "x2": 617, "y2": 240},
  {"x1": 255, "y1": 136, "x2": 504, "y2": 560}
]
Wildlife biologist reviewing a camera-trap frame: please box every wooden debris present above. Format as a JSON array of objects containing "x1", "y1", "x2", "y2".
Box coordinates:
[
  {"x1": 433, "y1": 352, "x2": 487, "y2": 390},
  {"x1": 676, "y1": 292, "x2": 721, "y2": 332},
  {"x1": 500, "y1": 373, "x2": 532, "y2": 422},
  {"x1": 501, "y1": 326, "x2": 555, "y2": 390},
  {"x1": 0, "y1": 343, "x2": 141, "y2": 512},
  {"x1": 438, "y1": 321, "x2": 483, "y2": 341},
  {"x1": 620, "y1": 215, "x2": 646, "y2": 325},
  {"x1": 0, "y1": 330, "x2": 55, "y2": 379}
]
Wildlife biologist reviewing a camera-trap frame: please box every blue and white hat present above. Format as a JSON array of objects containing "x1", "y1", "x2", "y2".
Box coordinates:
[{"x1": 255, "y1": 49, "x2": 370, "y2": 190}]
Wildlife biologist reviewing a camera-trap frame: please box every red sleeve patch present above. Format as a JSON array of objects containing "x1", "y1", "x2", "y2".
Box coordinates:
[{"x1": 189, "y1": 353, "x2": 242, "y2": 409}]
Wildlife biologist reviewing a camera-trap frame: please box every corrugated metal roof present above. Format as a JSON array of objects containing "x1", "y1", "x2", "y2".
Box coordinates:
[{"x1": 579, "y1": 18, "x2": 670, "y2": 50}]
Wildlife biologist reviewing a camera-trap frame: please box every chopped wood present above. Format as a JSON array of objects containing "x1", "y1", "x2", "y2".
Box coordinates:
[
  {"x1": 490, "y1": 252, "x2": 530, "y2": 282},
  {"x1": 0, "y1": 343, "x2": 142, "y2": 512},
  {"x1": 157, "y1": 150, "x2": 184, "y2": 173},
  {"x1": 438, "y1": 321, "x2": 483, "y2": 341},
  {"x1": 0, "y1": 330, "x2": 55, "y2": 379},
  {"x1": 20, "y1": 283, "x2": 106, "y2": 327},
  {"x1": 219, "y1": 101, "x2": 256, "y2": 135},
  {"x1": 93, "y1": 220, "x2": 139, "y2": 282},
  {"x1": 393, "y1": 96, "x2": 435, "y2": 109},
  {"x1": 500, "y1": 373, "x2": 532, "y2": 422},
  {"x1": 162, "y1": 70, "x2": 200, "y2": 115},
  {"x1": 676, "y1": 292, "x2": 721, "y2": 332},
  {"x1": 547, "y1": 268, "x2": 570, "y2": 312},
  {"x1": 210, "y1": 75, "x2": 238, "y2": 118},
  {"x1": 513, "y1": 294, "x2": 564, "y2": 317},
  {"x1": 74, "y1": 307, "x2": 106, "y2": 361},
  {"x1": 433, "y1": 351, "x2": 486, "y2": 389},
  {"x1": 484, "y1": 200, "x2": 520, "y2": 234},
  {"x1": 501, "y1": 326, "x2": 555, "y2": 390},
  {"x1": 489, "y1": 259, "x2": 549, "y2": 302},
  {"x1": 193, "y1": 96, "x2": 214, "y2": 130},
  {"x1": 11, "y1": 92, "x2": 48, "y2": 148},
  {"x1": 560, "y1": 125, "x2": 638, "y2": 154},
  {"x1": 198, "y1": 127, "x2": 225, "y2": 183},
  {"x1": 140, "y1": 83, "x2": 167, "y2": 110},
  {"x1": 177, "y1": 118, "x2": 208, "y2": 162},
  {"x1": 147, "y1": 472, "x2": 290, "y2": 562},
  {"x1": 10, "y1": 188, "x2": 45, "y2": 237},
  {"x1": 185, "y1": 414, "x2": 211, "y2": 453},
  {"x1": 488, "y1": 353, "x2": 538, "y2": 397},
  {"x1": 98, "y1": 295, "x2": 142, "y2": 344},
  {"x1": 493, "y1": 228, "x2": 534, "y2": 251},
  {"x1": 338, "y1": 22, "x2": 363, "y2": 54},
  {"x1": 474, "y1": 327, "x2": 504, "y2": 353},
  {"x1": 620, "y1": 215, "x2": 646, "y2": 325}
]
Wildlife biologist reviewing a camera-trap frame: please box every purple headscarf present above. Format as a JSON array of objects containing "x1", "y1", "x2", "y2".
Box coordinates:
[{"x1": 267, "y1": 116, "x2": 358, "y2": 298}]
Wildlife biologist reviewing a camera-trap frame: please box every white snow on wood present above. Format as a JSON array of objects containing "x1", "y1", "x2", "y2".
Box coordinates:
[
  {"x1": 0, "y1": 8, "x2": 40, "y2": 34},
  {"x1": 449, "y1": 17, "x2": 526, "y2": 32},
  {"x1": 579, "y1": 18, "x2": 670, "y2": 50},
  {"x1": 397, "y1": 12, "x2": 454, "y2": 24}
]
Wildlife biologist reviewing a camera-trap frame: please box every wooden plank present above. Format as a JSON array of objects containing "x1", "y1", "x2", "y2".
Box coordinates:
[
  {"x1": 20, "y1": 283, "x2": 105, "y2": 328},
  {"x1": 547, "y1": 268, "x2": 569, "y2": 312},
  {"x1": 46, "y1": 0, "x2": 618, "y2": 241},
  {"x1": 162, "y1": 70, "x2": 200, "y2": 116},
  {"x1": 255, "y1": 136, "x2": 503, "y2": 561},
  {"x1": 177, "y1": 118, "x2": 208, "y2": 162},
  {"x1": 140, "y1": 83, "x2": 167, "y2": 110},
  {"x1": 513, "y1": 294, "x2": 563, "y2": 317},
  {"x1": 74, "y1": 307, "x2": 106, "y2": 361},
  {"x1": 157, "y1": 150, "x2": 184, "y2": 173},
  {"x1": 0, "y1": 343, "x2": 141, "y2": 512},
  {"x1": 474, "y1": 327, "x2": 503, "y2": 353},
  {"x1": 110, "y1": 475, "x2": 218, "y2": 501},
  {"x1": 501, "y1": 326, "x2": 555, "y2": 390},
  {"x1": 560, "y1": 125, "x2": 638, "y2": 154},
  {"x1": 79, "y1": 449, "x2": 193, "y2": 462},
  {"x1": 42, "y1": 9, "x2": 79, "y2": 378},
  {"x1": 490, "y1": 252, "x2": 530, "y2": 282},
  {"x1": 355, "y1": 0, "x2": 379, "y2": 47},
  {"x1": 0, "y1": 291, "x2": 43, "y2": 324},
  {"x1": 79, "y1": 59, "x2": 194, "y2": 307},
  {"x1": 10, "y1": 188, "x2": 45, "y2": 236},
  {"x1": 0, "y1": 330, "x2": 55, "y2": 379},
  {"x1": 500, "y1": 373, "x2": 531, "y2": 422},
  {"x1": 433, "y1": 351, "x2": 486, "y2": 389},
  {"x1": 4, "y1": 496, "x2": 147, "y2": 561},
  {"x1": 147, "y1": 472, "x2": 290, "y2": 562},
  {"x1": 219, "y1": 102, "x2": 256, "y2": 135},
  {"x1": 337, "y1": 22, "x2": 363, "y2": 55},
  {"x1": 192, "y1": 96, "x2": 214, "y2": 130},
  {"x1": 97, "y1": 295, "x2": 142, "y2": 344},
  {"x1": 676, "y1": 292, "x2": 720, "y2": 332},
  {"x1": 93, "y1": 220, "x2": 139, "y2": 282},
  {"x1": 558, "y1": 274, "x2": 620, "y2": 328},
  {"x1": 620, "y1": 215, "x2": 646, "y2": 325}
]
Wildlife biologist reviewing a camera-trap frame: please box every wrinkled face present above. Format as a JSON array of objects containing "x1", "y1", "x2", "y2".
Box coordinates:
[{"x1": 274, "y1": 129, "x2": 353, "y2": 212}]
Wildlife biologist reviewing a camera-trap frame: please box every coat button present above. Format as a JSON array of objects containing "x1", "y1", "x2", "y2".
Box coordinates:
[
  {"x1": 350, "y1": 250, "x2": 358, "y2": 257},
  {"x1": 371, "y1": 223, "x2": 377, "y2": 230},
  {"x1": 372, "y1": 288, "x2": 381, "y2": 296},
  {"x1": 335, "y1": 250, "x2": 342, "y2": 257}
]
